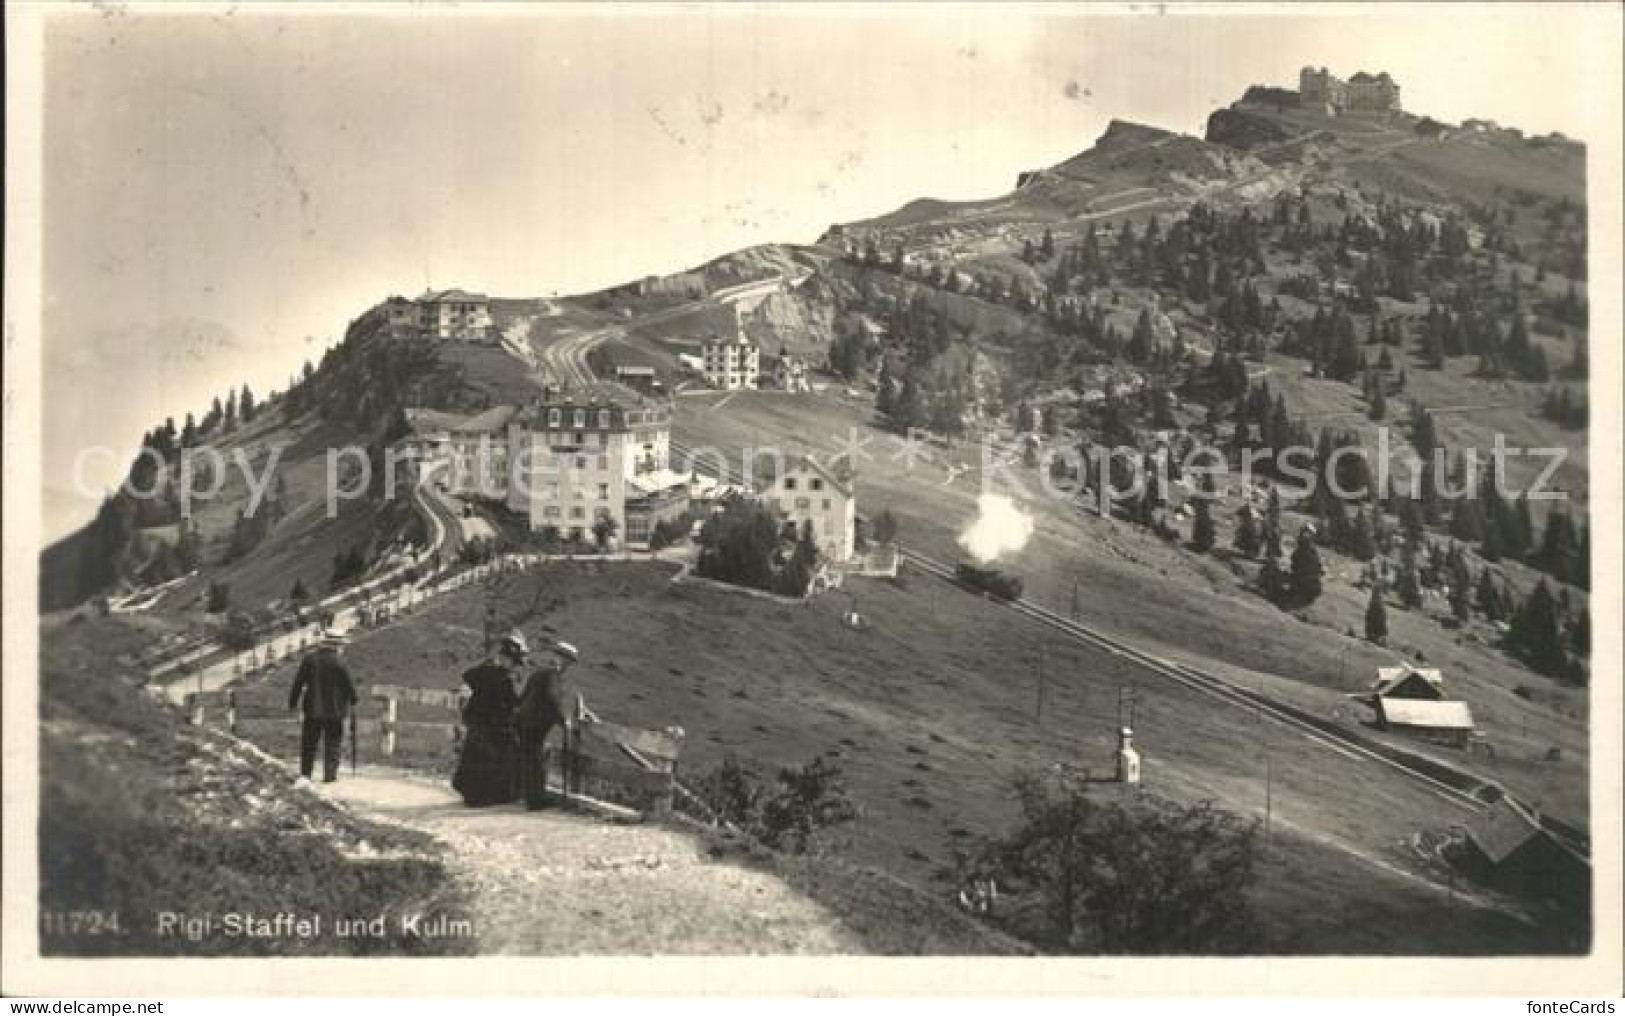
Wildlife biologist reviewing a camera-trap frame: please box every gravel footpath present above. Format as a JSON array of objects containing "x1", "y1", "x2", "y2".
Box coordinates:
[{"x1": 321, "y1": 768, "x2": 863, "y2": 954}]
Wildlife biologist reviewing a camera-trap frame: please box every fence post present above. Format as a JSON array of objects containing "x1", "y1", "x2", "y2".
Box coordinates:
[
  {"x1": 189, "y1": 694, "x2": 205, "y2": 727},
  {"x1": 383, "y1": 696, "x2": 399, "y2": 757},
  {"x1": 226, "y1": 690, "x2": 237, "y2": 735}
]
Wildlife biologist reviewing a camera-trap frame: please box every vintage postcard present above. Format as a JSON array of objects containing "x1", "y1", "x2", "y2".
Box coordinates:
[{"x1": 3, "y1": 1, "x2": 1620, "y2": 998}]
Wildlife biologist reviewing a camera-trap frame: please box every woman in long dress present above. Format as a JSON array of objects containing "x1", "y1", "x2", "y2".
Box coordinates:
[{"x1": 451, "y1": 635, "x2": 525, "y2": 806}]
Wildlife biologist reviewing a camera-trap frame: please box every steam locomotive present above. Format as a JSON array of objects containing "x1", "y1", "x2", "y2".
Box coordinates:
[{"x1": 955, "y1": 561, "x2": 1024, "y2": 602}]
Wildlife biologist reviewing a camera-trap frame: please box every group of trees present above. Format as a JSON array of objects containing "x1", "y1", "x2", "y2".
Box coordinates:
[
  {"x1": 694, "y1": 494, "x2": 821, "y2": 597},
  {"x1": 331, "y1": 544, "x2": 376, "y2": 589},
  {"x1": 977, "y1": 775, "x2": 1260, "y2": 953},
  {"x1": 1354, "y1": 529, "x2": 1590, "y2": 681},
  {"x1": 1416, "y1": 302, "x2": 1552, "y2": 381},
  {"x1": 139, "y1": 383, "x2": 262, "y2": 471},
  {"x1": 1541, "y1": 387, "x2": 1588, "y2": 430}
]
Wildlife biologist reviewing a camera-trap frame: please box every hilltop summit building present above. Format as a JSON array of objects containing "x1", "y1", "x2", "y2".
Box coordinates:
[
  {"x1": 1299, "y1": 66, "x2": 1401, "y2": 114},
  {"x1": 377, "y1": 290, "x2": 493, "y2": 342}
]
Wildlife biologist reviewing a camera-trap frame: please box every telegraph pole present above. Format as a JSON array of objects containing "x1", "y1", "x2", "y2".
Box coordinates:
[
  {"x1": 1264, "y1": 751, "x2": 1273, "y2": 849},
  {"x1": 1035, "y1": 650, "x2": 1047, "y2": 726}
]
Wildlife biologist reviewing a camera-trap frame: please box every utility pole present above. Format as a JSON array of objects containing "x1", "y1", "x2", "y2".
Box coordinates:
[
  {"x1": 1035, "y1": 650, "x2": 1047, "y2": 726},
  {"x1": 1264, "y1": 751, "x2": 1273, "y2": 849}
]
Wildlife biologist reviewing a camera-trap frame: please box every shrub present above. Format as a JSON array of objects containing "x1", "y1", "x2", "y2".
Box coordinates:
[
  {"x1": 982, "y1": 773, "x2": 1261, "y2": 954},
  {"x1": 220, "y1": 610, "x2": 257, "y2": 650},
  {"x1": 690, "y1": 755, "x2": 859, "y2": 854}
]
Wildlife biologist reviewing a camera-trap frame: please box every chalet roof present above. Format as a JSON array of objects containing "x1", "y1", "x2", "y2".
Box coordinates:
[
  {"x1": 529, "y1": 380, "x2": 650, "y2": 410},
  {"x1": 1377, "y1": 697, "x2": 1475, "y2": 730},
  {"x1": 421, "y1": 288, "x2": 489, "y2": 304},
  {"x1": 452, "y1": 405, "x2": 519, "y2": 434},
  {"x1": 755, "y1": 453, "x2": 855, "y2": 498},
  {"x1": 703, "y1": 331, "x2": 757, "y2": 348},
  {"x1": 1467, "y1": 798, "x2": 1543, "y2": 865},
  {"x1": 1372, "y1": 664, "x2": 1445, "y2": 697}
]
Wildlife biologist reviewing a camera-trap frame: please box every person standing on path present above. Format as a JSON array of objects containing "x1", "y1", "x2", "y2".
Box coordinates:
[
  {"x1": 288, "y1": 629, "x2": 358, "y2": 785},
  {"x1": 452, "y1": 631, "x2": 525, "y2": 806},
  {"x1": 513, "y1": 636, "x2": 579, "y2": 811}
]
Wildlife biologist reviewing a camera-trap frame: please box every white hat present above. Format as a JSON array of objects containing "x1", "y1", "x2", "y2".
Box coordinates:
[
  {"x1": 320, "y1": 629, "x2": 349, "y2": 647},
  {"x1": 550, "y1": 640, "x2": 580, "y2": 662},
  {"x1": 500, "y1": 629, "x2": 530, "y2": 656}
]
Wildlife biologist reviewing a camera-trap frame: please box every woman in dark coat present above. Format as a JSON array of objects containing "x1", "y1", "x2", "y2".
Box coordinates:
[{"x1": 451, "y1": 634, "x2": 525, "y2": 806}]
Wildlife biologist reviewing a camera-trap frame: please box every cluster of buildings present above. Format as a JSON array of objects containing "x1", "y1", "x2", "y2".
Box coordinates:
[
  {"x1": 1299, "y1": 67, "x2": 1402, "y2": 114},
  {"x1": 400, "y1": 382, "x2": 856, "y2": 558},
  {"x1": 673, "y1": 306, "x2": 812, "y2": 392},
  {"x1": 379, "y1": 289, "x2": 494, "y2": 342}
]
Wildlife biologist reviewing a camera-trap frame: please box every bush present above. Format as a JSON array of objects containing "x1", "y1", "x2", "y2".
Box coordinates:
[
  {"x1": 690, "y1": 755, "x2": 859, "y2": 854},
  {"x1": 205, "y1": 581, "x2": 230, "y2": 614},
  {"x1": 220, "y1": 610, "x2": 257, "y2": 650},
  {"x1": 982, "y1": 774, "x2": 1260, "y2": 954}
]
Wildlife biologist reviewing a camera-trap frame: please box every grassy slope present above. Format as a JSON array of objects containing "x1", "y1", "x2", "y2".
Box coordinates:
[
  {"x1": 226, "y1": 561, "x2": 1568, "y2": 953},
  {"x1": 670, "y1": 392, "x2": 1589, "y2": 826},
  {"x1": 37, "y1": 615, "x2": 473, "y2": 956}
]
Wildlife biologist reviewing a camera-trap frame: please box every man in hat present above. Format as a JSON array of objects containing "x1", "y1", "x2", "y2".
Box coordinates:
[
  {"x1": 513, "y1": 634, "x2": 579, "y2": 810},
  {"x1": 289, "y1": 629, "x2": 358, "y2": 785}
]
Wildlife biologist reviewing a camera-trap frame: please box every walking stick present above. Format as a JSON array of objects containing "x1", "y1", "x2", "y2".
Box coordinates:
[{"x1": 351, "y1": 706, "x2": 359, "y2": 775}]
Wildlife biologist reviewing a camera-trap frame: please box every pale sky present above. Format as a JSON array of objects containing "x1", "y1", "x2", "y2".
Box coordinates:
[{"x1": 35, "y1": 2, "x2": 1615, "y2": 539}]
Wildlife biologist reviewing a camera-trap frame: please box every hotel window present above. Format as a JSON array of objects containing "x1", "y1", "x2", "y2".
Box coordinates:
[
  {"x1": 810, "y1": 478, "x2": 823, "y2": 491},
  {"x1": 570, "y1": 506, "x2": 585, "y2": 520},
  {"x1": 543, "y1": 506, "x2": 560, "y2": 519},
  {"x1": 598, "y1": 409, "x2": 611, "y2": 429},
  {"x1": 597, "y1": 483, "x2": 609, "y2": 500},
  {"x1": 597, "y1": 455, "x2": 608, "y2": 471},
  {"x1": 784, "y1": 477, "x2": 797, "y2": 491},
  {"x1": 574, "y1": 432, "x2": 584, "y2": 445},
  {"x1": 575, "y1": 456, "x2": 587, "y2": 470},
  {"x1": 574, "y1": 409, "x2": 586, "y2": 428},
  {"x1": 548, "y1": 409, "x2": 561, "y2": 428},
  {"x1": 822, "y1": 499, "x2": 831, "y2": 510},
  {"x1": 795, "y1": 497, "x2": 811, "y2": 510}
]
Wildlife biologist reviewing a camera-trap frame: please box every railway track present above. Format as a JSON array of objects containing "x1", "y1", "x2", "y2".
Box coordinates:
[
  {"x1": 902, "y1": 548, "x2": 1590, "y2": 859},
  {"x1": 906, "y1": 549, "x2": 1484, "y2": 802}
]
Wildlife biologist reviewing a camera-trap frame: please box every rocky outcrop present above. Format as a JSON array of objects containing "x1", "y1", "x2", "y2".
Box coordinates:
[
  {"x1": 742, "y1": 277, "x2": 838, "y2": 359},
  {"x1": 1091, "y1": 118, "x2": 1177, "y2": 153},
  {"x1": 1204, "y1": 106, "x2": 1294, "y2": 151}
]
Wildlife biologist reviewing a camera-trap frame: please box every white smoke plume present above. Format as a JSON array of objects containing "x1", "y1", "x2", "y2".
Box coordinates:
[{"x1": 958, "y1": 493, "x2": 1035, "y2": 564}]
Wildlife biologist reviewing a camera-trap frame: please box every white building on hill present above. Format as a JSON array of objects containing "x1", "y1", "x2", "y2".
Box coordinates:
[
  {"x1": 419, "y1": 289, "x2": 493, "y2": 341},
  {"x1": 374, "y1": 290, "x2": 492, "y2": 341},
  {"x1": 703, "y1": 334, "x2": 760, "y2": 390},
  {"x1": 404, "y1": 383, "x2": 681, "y2": 548},
  {"x1": 758, "y1": 454, "x2": 857, "y2": 561}
]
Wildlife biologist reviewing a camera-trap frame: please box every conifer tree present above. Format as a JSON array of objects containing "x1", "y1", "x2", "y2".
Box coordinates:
[
  {"x1": 1364, "y1": 584, "x2": 1388, "y2": 642},
  {"x1": 1233, "y1": 505, "x2": 1261, "y2": 558},
  {"x1": 1289, "y1": 528, "x2": 1323, "y2": 604}
]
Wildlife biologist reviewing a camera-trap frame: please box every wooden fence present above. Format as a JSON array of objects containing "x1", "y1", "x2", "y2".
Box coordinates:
[{"x1": 191, "y1": 683, "x2": 684, "y2": 817}]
